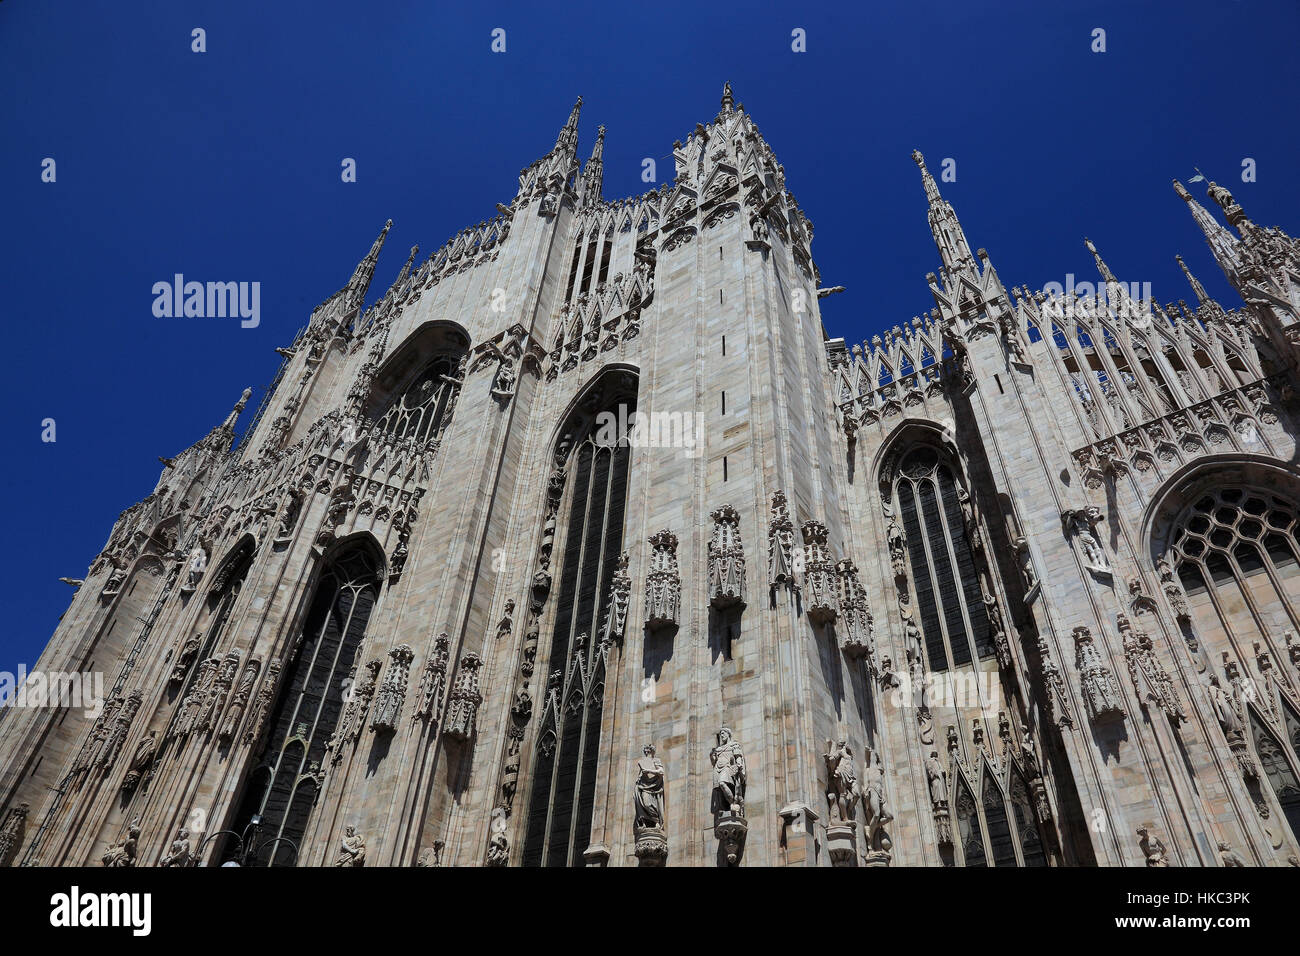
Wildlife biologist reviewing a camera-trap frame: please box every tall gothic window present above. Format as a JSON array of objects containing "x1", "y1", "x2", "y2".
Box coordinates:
[
  {"x1": 1250, "y1": 707, "x2": 1300, "y2": 845},
  {"x1": 225, "y1": 542, "x2": 382, "y2": 865},
  {"x1": 894, "y1": 446, "x2": 995, "y2": 671},
  {"x1": 1167, "y1": 487, "x2": 1298, "y2": 643},
  {"x1": 522, "y1": 388, "x2": 635, "y2": 866},
  {"x1": 373, "y1": 355, "x2": 461, "y2": 444},
  {"x1": 950, "y1": 763, "x2": 1047, "y2": 867}
]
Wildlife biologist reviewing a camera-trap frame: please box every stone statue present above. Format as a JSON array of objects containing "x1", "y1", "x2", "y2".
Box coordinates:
[
  {"x1": 1136, "y1": 826, "x2": 1168, "y2": 867},
  {"x1": 862, "y1": 750, "x2": 893, "y2": 852},
  {"x1": 1208, "y1": 676, "x2": 1243, "y2": 736},
  {"x1": 333, "y1": 825, "x2": 366, "y2": 867},
  {"x1": 823, "y1": 738, "x2": 860, "y2": 823},
  {"x1": 925, "y1": 750, "x2": 947, "y2": 807},
  {"x1": 1218, "y1": 840, "x2": 1246, "y2": 867},
  {"x1": 101, "y1": 819, "x2": 140, "y2": 867},
  {"x1": 160, "y1": 828, "x2": 193, "y2": 867},
  {"x1": 710, "y1": 727, "x2": 747, "y2": 816},
  {"x1": 121, "y1": 730, "x2": 157, "y2": 793},
  {"x1": 633, "y1": 744, "x2": 666, "y2": 830}
]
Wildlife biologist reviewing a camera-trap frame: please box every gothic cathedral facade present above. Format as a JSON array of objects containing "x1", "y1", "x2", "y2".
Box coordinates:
[{"x1": 3, "y1": 87, "x2": 1300, "y2": 868}]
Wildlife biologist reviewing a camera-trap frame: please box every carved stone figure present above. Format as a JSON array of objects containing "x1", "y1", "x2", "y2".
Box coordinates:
[
  {"x1": 1119, "y1": 614, "x2": 1184, "y2": 722},
  {"x1": 1063, "y1": 507, "x2": 1111, "y2": 578},
  {"x1": 0, "y1": 804, "x2": 30, "y2": 867},
  {"x1": 243, "y1": 658, "x2": 281, "y2": 746},
  {"x1": 415, "y1": 635, "x2": 450, "y2": 724},
  {"x1": 121, "y1": 731, "x2": 157, "y2": 793},
  {"x1": 1208, "y1": 675, "x2": 1243, "y2": 736},
  {"x1": 836, "y1": 559, "x2": 874, "y2": 661},
  {"x1": 823, "y1": 738, "x2": 860, "y2": 823},
  {"x1": 180, "y1": 545, "x2": 208, "y2": 593},
  {"x1": 170, "y1": 635, "x2": 201, "y2": 684},
  {"x1": 1218, "y1": 840, "x2": 1246, "y2": 867},
  {"x1": 633, "y1": 744, "x2": 666, "y2": 830},
  {"x1": 1157, "y1": 554, "x2": 1191, "y2": 622},
  {"x1": 1136, "y1": 825, "x2": 1168, "y2": 867},
  {"x1": 886, "y1": 509, "x2": 906, "y2": 578},
  {"x1": 160, "y1": 828, "x2": 193, "y2": 867},
  {"x1": 220, "y1": 659, "x2": 261, "y2": 743},
  {"x1": 925, "y1": 751, "x2": 947, "y2": 807},
  {"x1": 333, "y1": 825, "x2": 366, "y2": 867},
  {"x1": 710, "y1": 727, "x2": 747, "y2": 815},
  {"x1": 101, "y1": 819, "x2": 140, "y2": 867},
  {"x1": 600, "y1": 552, "x2": 631, "y2": 644},
  {"x1": 861, "y1": 750, "x2": 893, "y2": 857}
]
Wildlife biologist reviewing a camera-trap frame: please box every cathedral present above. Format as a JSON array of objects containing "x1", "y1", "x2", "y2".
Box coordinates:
[{"x1": 3, "y1": 85, "x2": 1299, "y2": 868}]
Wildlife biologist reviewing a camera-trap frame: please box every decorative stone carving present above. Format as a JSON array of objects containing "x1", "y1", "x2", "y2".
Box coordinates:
[
  {"x1": 600, "y1": 552, "x2": 631, "y2": 644},
  {"x1": 1136, "y1": 825, "x2": 1168, "y2": 867},
  {"x1": 707, "y1": 505, "x2": 746, "y2": 608},
  {"x1": 645, "y1": 530, "x2": 680, "y2": 630},
  {"x1": 767, "y1": 490, "x2": 797, "y2": 594},
  {"x1": 925, "y1": 750, "x2": 952, "y2": 846},
  {"x1": 335, "y1": 659, "x2": 381, "y2": 758},
  {"x1": 98, "y1": 690, "x2": 142, "y2": 770},
  {"x1": 220, "y1": 659, "x2": 261, "y2": 744},
  {"x1": 885, "y1": 505, "x2": 906, "y2": 579},
  {"x1": 121, "y1": 731, "x2": 157, "y2": 793},
  {"x1": 170, "y1": 635, "x2": 200, "y2": 685},
  {"x1": 801, "y1": 520, "x2": 837, "y2": 624},
  {"x1": 243, "y1": 658, "x2": 281, "y2": 747},
  {"x1": 835, "y1": 559, "x2": 874, "y2": 661},
  {"x1": 414, "y1": 634, "x2": 450, "y2": 724},
  {"x1": 861, "y1": 750, "x2": 893, "y2": 865},
  {"x1": 1157, "y1": 554, "x2": 1191, "y2": 623},
  {"x1": 333, "y1": 825, "x2": 366, "y2": 867},
  {"x1": 1038, "y1": 634, "x2": 1075, "y2": 729},
  {"x1": 1208, "y1": 674, "x2": 1254, "y2": 778},
  {"x1": 371, "y1": 644, "x2": 414, "y2": 733},
  {"x1": 179, "y1": 545, "x2": 208, "y2": 594},
  {"x1": 1118, "y1": 614, "x2": 1184, "y2": 723},
  {"x1": 711, "y1": 727, "x2": 748, "y2": 865},
  {"x1": 0, "y1": 804, "x2": 29, "y2": 868},
  {"x1": 633, "y1": 744, "x2": 668, "y2": 866},
  {"x1": 495, "y1": 600, "x2": 515, "y2": 643},
  {"x1": 1074, "y1": 626, "x2": 1125, "y2": 722},
  {"x1": 1218, "y1": 841, "x2": 1246, "y2": 867},
  {"x1": 1062, "y1": 506, "x2": 1111, "y2": 579},
  {"x1": 197, "y1": 651, "x2": 240, "y2": 735},
  {"x1": 1014, "y1": 535, "x2": 1039, "y2": 597},
  {"x1": 443, "y1": 653, "x2": 483, "y2": 741},
  {"x1": 101, "y1": 819, "x2": 140, "y2": 867},
  {"x1": 485, "y1": 805, "x2": 510, "y2": 866},
  {"x1": 160, "y1": 828, "x2": 193, "y2": 867},
  {"x1": 822, "y1": 738, "x2": 861, "y2": 825}
]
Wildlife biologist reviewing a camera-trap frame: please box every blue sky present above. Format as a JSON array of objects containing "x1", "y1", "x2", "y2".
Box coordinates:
[{"x1": 1, "y1": 0, "x2": 1297, "y2": 670}]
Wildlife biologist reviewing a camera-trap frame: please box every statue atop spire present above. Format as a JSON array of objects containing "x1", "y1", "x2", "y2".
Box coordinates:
[
  {"x1": 581, "y1": 125, "x2": 605, "y2": 206},
  {"x1": 721, "y1": 81, "x2": 735, "y2": 112},
  {"x1": 1084, "y1": 238, "x2": 1117, "y2": 284},
  {"x1": 1173, "y1": 180, "x2": 1242, "y2": 284},
  {"x1": 912, "y1": 150, "x2": 942, "y2": 205}
]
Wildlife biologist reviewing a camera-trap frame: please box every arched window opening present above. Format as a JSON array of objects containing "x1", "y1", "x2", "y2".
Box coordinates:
[
  {"x1": 224, "y1": 542, "x2": 382, "y2": 865},
  {"x1": 1165, "y1": 487, "x2": 1298, "y2": 647},
  {"x1": 372, "y1": 353, "x2": 463, "y2": 445},
  {"x1": 522, "y1": 380, "x2": 636, "y2": 867},
  {"x1": 1250, "y1": 708, "x2": 1300, "y2": 847},
  {"x1": 893, "y1": 446, "x2": 995, "y2": 672}
]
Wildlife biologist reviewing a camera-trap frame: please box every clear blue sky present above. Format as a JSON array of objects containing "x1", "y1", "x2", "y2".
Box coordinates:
[{"x1": 2, "y1": 0, "x2": 1297, "y2": 671}]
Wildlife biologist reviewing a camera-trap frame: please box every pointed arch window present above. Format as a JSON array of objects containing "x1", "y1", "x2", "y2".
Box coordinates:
[
  {"x1": 1250, "y1": 706, "x2": 1300, "y2": 846},
  {"x1": 225, "y1": 542, "x2": 383, "y2": 865},
  {"x1": 372, "y1": 353, "x2": 464, "y2": 445},
  {"x1": 950, "y1": 763, "x2": 1048, "y2": 866},
  {"x1": 522, "y1": 384, "x2": 635, "y2": 866},
  {"x1": 894, "y1": 446, "x2": 995, "y2": 671}
]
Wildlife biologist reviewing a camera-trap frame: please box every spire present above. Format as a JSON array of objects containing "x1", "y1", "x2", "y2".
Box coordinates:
[
  {"x1": 720, "y1": 81, "x2": 735, "y2": 112},
  {"x1": 912, "y1": 150, "x2": 976, "y2": 277},
  {"x1": 222, "y1": 387, "x2": 253, "y2": 431},
  {"x1": 345, "y1": 219, "x2": 392, "y2": 310},
  {"x1": 555, "y1": 96, "x2": 582, "y2": 153},
  {"x1": 1173, "y1": 180, "x2": 1241, "y2": 284},
  {"x1": 1083, "y1": 238, "x2": 1117, "y2": 284},
  {"x1": 396, "y1": 244, "x2": 419, "y2": 287},
  {"x1": 1175, "y1": 254, "x2": 1211, "y2": 306},
  {"x1": 581, "y1": 125, "x2": 605, "y2": 206}
]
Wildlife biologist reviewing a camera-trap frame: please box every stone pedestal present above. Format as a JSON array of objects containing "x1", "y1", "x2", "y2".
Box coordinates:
[
  {"x1": 864, "y1": 849, "x2": 892, "y2": 867},
  {"x1": 825, "y1": 822, "x2": 858, "y2": 867},
  {"x1": 581, "y1": 844, "x2": 609, "y2": 867},
  {"x1": 633, "y1": 826, "x2": 668, "y2": 867},
  {"x1": 714, "y1": 812, "x2": 748, "y2": 866}
]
